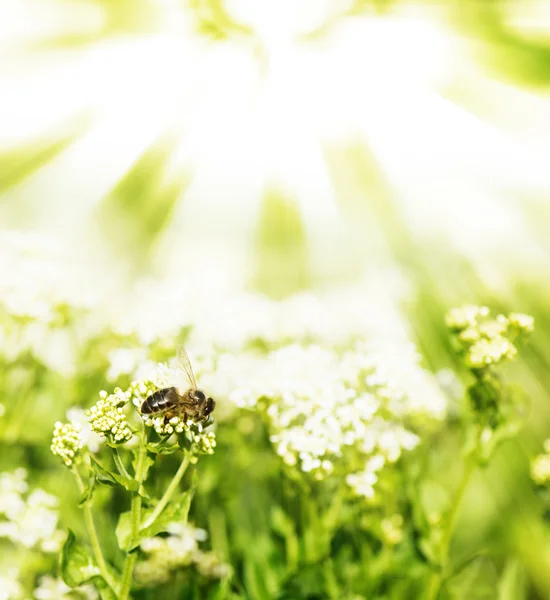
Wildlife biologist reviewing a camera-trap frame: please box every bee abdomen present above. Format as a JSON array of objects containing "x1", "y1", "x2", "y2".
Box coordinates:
[{"x1": 141, "y1": 387, "x2": 178, "y2": 415}]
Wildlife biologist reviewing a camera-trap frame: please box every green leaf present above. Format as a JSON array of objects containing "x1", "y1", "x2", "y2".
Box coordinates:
[
  {"x1": 135, "y1": 492, "x2": 195, "y2": 548},
  {"x1": 147, "y1": 441, "x2": 181, "y2": 455},
  {"x1": 270, "y1": 506, "x2": 298, "y2": 571},
  {"x1": 105, "y1": 438, "x2": 134, "y2": 448},
  {"x1": 121, "y1": 470, "x2": 198, "y2": 552},
  {"x1": 96, "y1": 578, "x2": 118, "y2": 600},
  {"x1": 498, "y1": 558, "x2": 526, "y2": 600},
  {"x1": 279, "y1": 563, "x2": 326, "y2": 600},
  {"x1": 90, "y1": 457, "x2": 138, "y2": 492},
  {"x1": 417, "y1": 538, "x2": 441, "y2": 567},
  {"x1": 445, "y1": 555, "x2": 498, "y2": 600},
  {"x1": 115, "y1": 511, "x2": 133, "y2": 551},
  {"x1": 270, "y1": 505, "x2": 295, "y2": 538},
  {"x1": 60, "y1": 529, "x2": 101, "y2": 587},
  {"x1": 78, "y1": 474, "x2": 96, "y2": 506}
]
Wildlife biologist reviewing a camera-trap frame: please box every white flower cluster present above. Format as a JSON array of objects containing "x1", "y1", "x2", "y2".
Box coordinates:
[
  {"x1": 345, "y1": 456, "x2": 386, "y2": 499},
  {"x1": 446, "y1": 305, "x2": 534, "y2": 369},
  {"x1": 127, "y1": 367, "x2": 217, "y2": 445},
  {"x1": 142, "y1": 412, "x2": 216, "y2": 454},
  {"x1": 50, "y1": 421, "x2": 84, "y2": 466},
  {"x1": 86, "y1": 389, "x2": 133, "y2": 443},
  {"x1": 202, "y1": 341, "x2": 446, "y2": 497},
  {"x1": 33, "y1": 576, "x2": 98, "y2": 600},
  {"x1": 145, "y1": 414, "x2": 188, "y2": 436},
  {"x1": 0, "y1": 569, "x2": 23, "y2": 600},
  {"x1": 188, "y1": 429, "x2": 216, "y2": 455},
  {"x1": 0, "y1": 469, "x2": 64, "y2": 553},
  {"x1": 136, "y1": 522, "x2": 229, "y2": 586}
]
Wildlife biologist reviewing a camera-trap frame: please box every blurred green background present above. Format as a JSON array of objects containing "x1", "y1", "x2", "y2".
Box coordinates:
[{"x1": 1, "y1": 0, "x2": 550, "y2": 597}]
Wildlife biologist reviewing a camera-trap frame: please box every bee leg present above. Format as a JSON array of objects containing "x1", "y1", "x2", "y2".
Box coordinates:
[{"x1": 164, "y1": 411, "x2": 175, "y2": 425}]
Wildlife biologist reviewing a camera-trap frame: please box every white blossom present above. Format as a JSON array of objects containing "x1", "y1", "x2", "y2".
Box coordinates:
[
  {"x1": 0, "y1": 569, "x2": 23, "y2": 600},
  {"x1": 33, "y1": 576, "x2": 98, "y2": 600},
  {"x1": 0, "y1": 470, "x2": 64, "y2": 552},
  {"x1": 51, "y1": 421, "x2": 84, "y2": 466},
  {"x1": 86, "y1": 389, "x2": 133, "y2": 443},
  {"x1": 136, "y1": 523, "x2": 228, "y2": 586},
  {"x1": 201, "y1": 340, "x2": 446, "y2": 498}
]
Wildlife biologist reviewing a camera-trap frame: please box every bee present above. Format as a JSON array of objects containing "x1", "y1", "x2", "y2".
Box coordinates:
[{"x1": 140, "y1": 347, "x2": 215, "y2": 424}]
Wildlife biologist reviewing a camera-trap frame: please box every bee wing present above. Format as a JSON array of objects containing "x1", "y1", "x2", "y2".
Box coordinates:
[
  {"x1": 164, "y1": 387, "x2": 181, "y2": 405},
  {"x1": 177, "y1": 346, "x2": 197, "y2": 389}
]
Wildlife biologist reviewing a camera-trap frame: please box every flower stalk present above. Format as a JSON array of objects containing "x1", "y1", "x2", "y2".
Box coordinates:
[
  {"x1": 113, "y1": 447, "x2": 131, "y2": 480},
  {"x1": 119, "y1": 441, "x2": 147, "y2": 600},
  {"x1": 425, "y1": 454, "x2": 476, "y2": 600},
  {"x1": 141, "y1": 451, "x2": 191, "y2": 530},
  {"x1": 72, "y1": 466, "x2": 117, "y2": 593}
]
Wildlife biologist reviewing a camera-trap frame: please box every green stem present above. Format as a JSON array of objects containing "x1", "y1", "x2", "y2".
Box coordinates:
[
  {"x1": 425, "y1": 455, "x2": 476, "y2": 600},
  {"x1": 119, "y1": 444, "x2": 147, "y2": 600},
  {"x1": 113, "y1": 447, "x2": 131, "y2": 479},
  {"x1": 72, "y1": 467, "x2": 118, "y2": 593},
  {"x1": 141, "y1": 451, "x2": 190, "y2": 530}
]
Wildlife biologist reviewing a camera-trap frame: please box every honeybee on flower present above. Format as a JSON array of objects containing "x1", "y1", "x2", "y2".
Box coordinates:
[{"x1": 136, "y1": 348, "x2": 216, "y2": 439}]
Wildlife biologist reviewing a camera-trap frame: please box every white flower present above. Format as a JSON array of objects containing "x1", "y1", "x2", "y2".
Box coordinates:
[
  {"x1": 0, "y1": 569, "x2": 23, "y2": 600},
  {"x1": 508, "y1": 313, "x2": 535, "y2": 333},
  {"x1": 33, "y1": 576, "x2": 98, "y2": 600},
  {"x1": 346, "y1": 456, "x2": 385, "y2": 499},
  {"x1": 17, "y1": 490, "x2": 60, "y2": 550},
  {"x1": 0, "y1": 469, "x2": 28, "y2": 520},
  {"x1": 203, "y1": 341, "x2": 445, "y2": 493},
  {"x1": 0, "y1": 470, "x2": 64, "y2": 552},
  {"x1": 136, "y1": 523, "x2": 226, "y2": 586},
  {"x1": 446, "y1": 306, "x2": 533, "y2": 370},
  {"x1": 51, "y1": 421, "x2": 84, "y2": 466},
  {"x1": 33, "y1": 576, "x2": 71, "y2": 600},
  {"x1": 86, "y1": 390, "x2": 133, "y2": 443}
]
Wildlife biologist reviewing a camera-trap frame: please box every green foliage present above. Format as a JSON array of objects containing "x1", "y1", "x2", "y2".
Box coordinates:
[
  {"x1": 60, "y1": 530, "x2": 101, "y2": 587},
  {"x1": 89, "y1": 457, "x2": 139, "y2": 492},
  {"x1": 0, "y1": 299, "x2": 546, "y2": 599}
]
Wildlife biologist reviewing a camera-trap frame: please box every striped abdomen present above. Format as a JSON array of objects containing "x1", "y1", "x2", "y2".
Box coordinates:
[{"x1": 141, "y1": 387, "x2": 179, "y2": 415}]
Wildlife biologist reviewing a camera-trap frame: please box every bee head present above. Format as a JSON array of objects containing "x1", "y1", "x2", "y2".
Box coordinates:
[{"x1": 191, "y1": 390, "x2": 206, "y2": 402}]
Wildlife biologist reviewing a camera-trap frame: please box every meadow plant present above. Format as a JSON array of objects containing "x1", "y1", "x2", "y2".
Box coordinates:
[
  {"x1": 49, "y1": 365, "x2": 223, "y2": 599},
  {"x1": 423, "y1": 306, "x2": 534, "y2": 599},
  {"x1": 0, "y1": 297, "x2": 535, "y2": 599}
]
